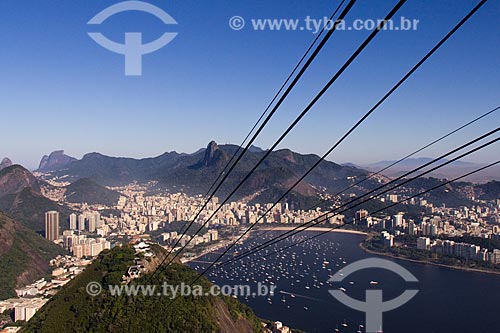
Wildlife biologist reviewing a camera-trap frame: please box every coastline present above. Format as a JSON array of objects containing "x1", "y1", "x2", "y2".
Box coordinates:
[
  {"x1": 360, "y1": 241, "x2": 500, "y2": 276},
  {"x1": 185, "y1": 228, "x2": 499, "y2": 276},
  {"x1": 181, "y1": 238, "x2": 234, "y2": 263},
  {"x1": 184, "y1": 228, "x2": 366, "y2": 263},
  {"x1": 255, "y1": 226, "x2": 367, "y2": 235}
]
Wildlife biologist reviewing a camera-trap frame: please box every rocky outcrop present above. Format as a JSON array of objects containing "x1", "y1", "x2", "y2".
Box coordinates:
[
  {"x1": 202, "y1": 141, "x2": 221, "y2": 166},
  {"x1": 37, "y1": 150, "x2": 76, "y2": 172},
  {"x1": 0, "y1": 158, "x2": 12, "y2": 172}
]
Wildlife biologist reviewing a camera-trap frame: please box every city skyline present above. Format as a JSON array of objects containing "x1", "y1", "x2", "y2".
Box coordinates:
[
  {"x1": 1, "y1": 1, "x2": 499, "y2": 332},
  {"x1": 1, "y1": 0, "x2": 499, "y2": 168}
]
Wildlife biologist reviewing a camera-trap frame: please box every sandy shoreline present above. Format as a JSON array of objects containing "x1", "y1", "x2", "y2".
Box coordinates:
[{"x1": 254, "y1": 226, "x2": 367, "y2": 235}]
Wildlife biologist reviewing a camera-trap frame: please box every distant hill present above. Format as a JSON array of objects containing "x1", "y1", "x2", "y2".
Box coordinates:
[
  {"x1": 0, "y1": 212, "x2": 66, "y2": 299},
  {"x1": 65, "y1": 178, "x2": 121, "y2": 206},
  {"x1": 47, "y1": 141, "x2": 376, "y2": 208},
  {"x1": 360, "y1": 158, "x2": 500, "y2": 183},
  {"x1": 0, "y1": 166, "x2": 73, "y2": 233},
  {"x1": 24, "y1": 245, "x2": 262, "y2": 332},
  {"x1": 0, "y1": 165, "x2": 40, "y2": 198},
  {"x1": 37, "y1": 150, "x2": 76, "y2": 173},
  {"x1": 475, "y1": 181, "x2": 500, "y2": 201},
  {"x1": 400, "y1": 177, "x2": 474, "y2": 208},
  {"x1": 0, "y1": 188, "x2": 73, "y2": 234},
  {"x1": 365, "y1": 157, "x2": 477, "y2": 170},
  {"x1": 51, "y1": 151, "x2": 181, "y2": 186}
]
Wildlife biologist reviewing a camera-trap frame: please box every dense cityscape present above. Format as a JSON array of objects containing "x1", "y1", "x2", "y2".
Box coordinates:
[
  {"x1": 1, "y1": 1, "x2": 499, "y2": 332},
  {"x1": 1, "y1": 173, "x2": 499, "y2": 328}
]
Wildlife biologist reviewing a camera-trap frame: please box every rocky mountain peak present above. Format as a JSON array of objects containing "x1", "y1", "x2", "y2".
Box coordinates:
[
  {"x1": 202, "y1": 141, "x2": 220, "y2": 166},
  {"x1": 37, "y1": 150, "x2": 76, "y2": 172},
  {"x1": 0, "y1": 158, "x2": 12, "y2": 171}
]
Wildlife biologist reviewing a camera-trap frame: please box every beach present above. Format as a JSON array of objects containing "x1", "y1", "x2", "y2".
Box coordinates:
[{"x1": 255, "y1": 226, "x2": 367, "y2": 235}]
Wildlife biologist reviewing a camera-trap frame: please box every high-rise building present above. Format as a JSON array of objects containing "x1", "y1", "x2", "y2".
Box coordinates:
[
  {"x1": 417, "y1": 237, "x2": 430, "y2": 250},
  {"x1": 208, "y1": 230, "x2": 218, "y2": 241},
  {"x1": 389, "y1": 194, "x2": 399, "y2": 203},
  {"x1": 408, "y1": 220, "x2": 416, "y2": 235},
  {"x1": 69, "y1": 213, "x2": 77, "y2": 230},
  {"x1": 355, "y1": 209, "x2": 369, "y2": 221},
  {"x1": 392, "y1": 213, "x2": 404, "y2": 228},
  {"x1": 88, "y1": 217, "x2": 96, "y2": 233},
  {"x1": 381, "y1": 231, "x2": 394, "y2": 247},
  {"x1": 78, "y1": 214, "x2": 86, "y2": 231},
  {"x1": 45, "y1": 211, "x2": 59, "y2": 241},
  {"x1": 93, "y1": 212, "x2": 102, "y2": 228},
  {"x1": 489, "y1": 249, "x2": 500, "y2": 265}
]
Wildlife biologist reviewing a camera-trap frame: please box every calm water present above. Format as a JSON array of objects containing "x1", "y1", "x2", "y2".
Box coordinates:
[{"x1": 188, "y1": 231, "x2": 500, "y2": 333}]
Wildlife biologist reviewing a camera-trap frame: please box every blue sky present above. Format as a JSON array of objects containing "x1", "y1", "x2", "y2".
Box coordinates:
[{"x1": 1, "y1": 0, "x2": 499, "y2": 170}]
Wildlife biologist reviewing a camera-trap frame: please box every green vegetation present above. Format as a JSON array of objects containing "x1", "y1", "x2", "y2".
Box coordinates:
[
  {"x1": 0, "y1": 188, "x2": 73, "y2": 233},
  {"x1": 24, "y1": 245, "x2": 263, "y2": 333},
  {"x1": 0, "y1": 212, "x2": 66, "y2": 299},
  {"x1": 222, "y1": 295, "x2": 263, "y2": 331},
  {"x1": 65, "y1": 178, "x2": 120, "y2": 206},
  {"x1": 52, "y1": 144, "x2": 374, "y2": 209},
  {"x1": 249, "y1": 186, "x2": 323, "y2": 211},
  {"x1": 476, "y1": 180, "x2": 500, "y2": 201},
  {"x1": 404, "y1": 177, "x2": 473, "y2": 207},
  {"x1": 0, "y1": 237, "x2": 30, "y2": 298}
]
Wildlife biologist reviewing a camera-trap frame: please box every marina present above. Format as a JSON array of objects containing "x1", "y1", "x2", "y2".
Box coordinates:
[{"x1": 189, "y1": 231, "x2": 500, "y2": 332}]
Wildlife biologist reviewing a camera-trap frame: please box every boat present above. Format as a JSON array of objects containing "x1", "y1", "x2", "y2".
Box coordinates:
[
  {"x1": 303, "y1": 306, "x2": 308, "y2": 310},
  {"x1": 339, "y1": 287, "x2": 346, "y2": 292},
  {"x1": 370, "y1": 280, "x2": 379, "y2": 285}
]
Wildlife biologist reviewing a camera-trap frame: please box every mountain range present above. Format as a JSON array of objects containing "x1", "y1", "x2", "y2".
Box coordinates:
[
  {"x1": 0, "y1": 144, "x2": 498, "y2": 303},
  {"x1": 0, "y1": 165, "x2": 72, "y2": 233},
  {"x1": 39, "y1": 141, "x2": 382, "y2": 207}
]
